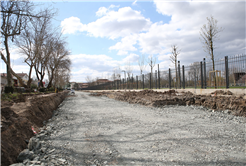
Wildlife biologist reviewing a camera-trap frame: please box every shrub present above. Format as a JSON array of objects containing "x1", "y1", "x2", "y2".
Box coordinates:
[
  {"x1": 4, "y1": 86, "x2": 14, "y2": 93},
  {"x1": 31, "y1": 83, "x2": 38, "y2": 89},
  {"x1": 48, "y1": 87, "x2": 55, "y2": 92},
  {"x1": 39, "y1": 87, "x2": 46, "y2": 92}
]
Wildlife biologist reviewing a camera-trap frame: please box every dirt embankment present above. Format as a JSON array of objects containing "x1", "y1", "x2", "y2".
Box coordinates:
[
  {"x1": 90, "y1": 90, "x2": 246, "y2": 117},
  {"x1": 1, "y1": 92, "x2": 68, "y2": 166}
]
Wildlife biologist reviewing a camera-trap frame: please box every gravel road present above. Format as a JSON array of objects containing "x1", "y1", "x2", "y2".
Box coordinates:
[{"x1": 31, "y1": 91, "x2": 245, "y2": 166}]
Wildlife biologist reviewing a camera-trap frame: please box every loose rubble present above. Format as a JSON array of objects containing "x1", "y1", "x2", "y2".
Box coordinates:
[
  {"x1": 90, "y1": 90, "x2": 246, "y2": 117},
  {"x1": 10, "y1": 91, "x2": 246, "y2": 165},
  {"x1": 10, "y1": 109, "x2": 70, "y2": 166}
]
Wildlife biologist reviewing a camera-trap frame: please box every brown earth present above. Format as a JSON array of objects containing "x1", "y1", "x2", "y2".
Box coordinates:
[
  {"x1": 90, "y1": 89, "x2": 246, "y2": 117},
  {"x1": 1, "y1": 91, "x2": 68, "y2": 166}
]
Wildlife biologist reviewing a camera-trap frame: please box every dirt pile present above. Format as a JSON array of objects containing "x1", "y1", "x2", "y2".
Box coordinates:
[
  {"x1": 1, "y1": 92, "x2": 68, "y2": 166},
  {"x1": 92, "y1": 90, "x2": 246, "y2": 117}
]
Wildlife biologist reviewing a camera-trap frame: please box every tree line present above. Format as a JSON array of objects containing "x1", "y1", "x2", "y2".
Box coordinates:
[{"x1": 1, "y1": 0, "x2": 71, "y2": 91}]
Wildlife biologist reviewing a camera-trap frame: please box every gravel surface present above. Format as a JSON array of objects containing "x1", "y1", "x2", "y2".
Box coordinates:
[{"x1": 13, "y1": 91, "x2": 246, "y2": 166}]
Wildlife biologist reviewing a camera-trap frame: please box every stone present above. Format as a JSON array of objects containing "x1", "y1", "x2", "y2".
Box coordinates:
[
  {"x1": 37, "y1": 133, "x2": 46, "y2": 140},
  {"x1": 28, "y1": 137, "x2": 40, "y2": 151},
  {"x1": 23, "y1": 159, "x2": 30, "y2": 165},
  {"x1": 9, "y1": 164, "x2": 25, "y2": 166},
  {"x1": 17, "y1": 149, "x2": 35, "y2": 162},
  {"x1": 58, "y1": 158, "x2": 66, "y2": 163},
  {"x1": 48, "y1": 149, "x2": 55, "y2": 154}
]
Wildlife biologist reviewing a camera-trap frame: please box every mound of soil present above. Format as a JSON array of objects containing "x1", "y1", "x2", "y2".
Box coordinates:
[
  {"x1": 94, "y1": 90, "x2": 246, "y2": 117},
  {"x1": 1, "y1": 92, "x2": 68, "y2": 166}
]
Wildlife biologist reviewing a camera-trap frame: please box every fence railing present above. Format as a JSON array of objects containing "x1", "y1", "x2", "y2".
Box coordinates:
[{"x1": 84, "y1": 54, "x2": 246, "y2": 90}]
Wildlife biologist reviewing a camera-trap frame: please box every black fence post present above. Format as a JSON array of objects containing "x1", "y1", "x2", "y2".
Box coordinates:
[
  {"x1": 200, "y1": 61, "x2": 203, "y2": 89},
  {"x1": 142, "y1": 74, "x2": 144, "y2": 89},
  {"x1": 120, "y1": 79, "x2": 121, "y2": 89},
  {"x1": 158, "y1": 64, "x2": 160, "y2": 89},
  {"x1": 136, "y1": 76, "x2": 138, "y2": 89},
  {"x1": 203, "y1": 58, "x2": 206, "y2": 89},
  {"x1": 155, "y1": 70, "x2": 157, "y2": 89},
  {"x1": 225, "y1": 56, "x2": 229, "y2": 89},
  {"x1": 122, "y1": 78, "x2": 125, "y2": 89},
  {"x1": 126, "y1": 78, "x2": 128, "y2": 89},
  {"x1": 194, "y1": 70, "x2": 197, "y2": 89},
  {"x1": 126, "y1": 77, "x2": 128, "y2": 89},
  {"x1": 182, "y1": 65, "x2": 185, "y2": 89},
  {"x1": 169, "y1": 68, "x2": 171, "y2": 89},
  {"x1": 149, "y1": 73, "x2": 151, "y2": 89},
  {"x1": 178, "y1": 61, "x2": 181, "y2": 89},
  {"x1": 132, "y1": 74, "x2": 133, "y2": 89}
]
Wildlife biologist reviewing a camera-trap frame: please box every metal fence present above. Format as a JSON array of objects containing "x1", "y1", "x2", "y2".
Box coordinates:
[{"x1": 84, "y1": 54, "x2": 246, "y2": 90}]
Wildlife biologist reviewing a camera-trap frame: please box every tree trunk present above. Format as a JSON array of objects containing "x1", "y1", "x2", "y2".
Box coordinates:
[
  {"x1": 211, "y1": 41, "x2": 217, "y2": 89},
  {"x1": 47, "y1": 69, "x2": 54, "y2": 88},
  {"x1": 4, "y1": 36, "x2": 12, "y2": 87},
  {"x1": 27, "y1": 65, "x2": 33, "y2": 88}
]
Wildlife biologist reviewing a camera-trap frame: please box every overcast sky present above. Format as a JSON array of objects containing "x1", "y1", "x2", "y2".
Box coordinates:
[{"x1": 1, "y1": 0, "x2": 245, "y2": 83}]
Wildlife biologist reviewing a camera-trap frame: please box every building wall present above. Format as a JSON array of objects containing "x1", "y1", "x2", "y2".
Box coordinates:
[{"x1": 1, "y1": 76, "x2": 8, "y2": 85}]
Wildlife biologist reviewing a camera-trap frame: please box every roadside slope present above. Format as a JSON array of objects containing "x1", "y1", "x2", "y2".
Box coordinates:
[{"x1": 1, "y1": 92, "x2": 68, "y2": 166}]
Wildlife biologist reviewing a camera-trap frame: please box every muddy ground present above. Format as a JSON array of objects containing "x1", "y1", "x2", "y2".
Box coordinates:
[
  {"x1": 1, "y1": 92, "x2": 68, "y2": 166},
  {"x1": 89, "y1": 90, "x2": 246, "y2": 117}
]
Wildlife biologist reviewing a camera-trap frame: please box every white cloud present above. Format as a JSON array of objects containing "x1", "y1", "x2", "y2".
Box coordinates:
[
  {"x1": 132, "y1": 0, "x2": 137, "y2": 6},
  {"x1": 96, "y1": 5, "x2": 120, "y2": 17},
  {"x1": 62, "y1": 2, "x2": 245, "y2": 81},
  {"x1": 61, "y1": 16, "x2": 87, "y2": 34},
  {"x1": 122, "y1": 53, "x2": 139, "y2": 63},
  {"x1": 61, "y1": 7, "x2": 151, "y2": 39},
  {"x1": 109, "y1": 34, "x2": 138, "y2": 55},
  {"x1": 96, "y1": 7, "x2": 108, "y2": 17},
  {"x1": 136, "y1": 1, "x2": 246, "y2": 64}
]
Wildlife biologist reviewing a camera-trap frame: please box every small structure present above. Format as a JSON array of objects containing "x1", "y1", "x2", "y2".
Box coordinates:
[
  {"x1": 1, "y1": 73, "x2": 8, "y2": 92},
  {"x1": 235, "y1": 73, "x2": 246, "y2": 86}
]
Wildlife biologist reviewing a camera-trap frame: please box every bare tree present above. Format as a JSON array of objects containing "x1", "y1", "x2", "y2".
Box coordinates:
[
  {"x1": 125, "y1": 61, "x2": 133, "y2": 79},
  {"x1": 170, "y1": 45, "x2": 180, "y2": 88},
  {"x1": 15, "y1": 8, "x2": 56, "y2": 88},
  {"x1": 53, "y1": 67, "x2": 70, "y2": 88},
  {"x1": 1, "y1": 1, "x2": 44, "y2": 88},
  {"x1": 85, "y1": 75, "x2": 93, "y2": 83},
  {"x1": 138, "y1": 54, "x2": 146, "y2": 75},
  {"x1": 30, "y1": 9, "x2": 56, "y2": 88},
  {"x1": 113, "y1": 64, "x2": 121, "y2": 80},
  {"x1": 189, "y1": 62, "x2": 200, "y2": 84},
  {"x1": 46, "y1": 36, "x2": 70, "y2": 88},
  {"x1": 147, "y1": 54, "x2": 156, "y2": 75},
  {"x1": 200, "y1": 16, "x2": 223, "y2": 88}
]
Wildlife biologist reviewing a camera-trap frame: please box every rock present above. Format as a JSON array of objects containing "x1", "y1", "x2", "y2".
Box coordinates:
[
  {"x1": 17, "y1": 149, "x2": 35, "y2": 162},
  {"x1": 23, "y1": 159, "x2": 30, "y2": 165},
  {"x1": 48, "y1": 149, "x2": 55, "y2": 154},
  {"x1": 58, "y1": 158, "x2": 66, "y2": 164},
  {"x1": 9, "y1": 163, "x2": 25, "y2": 166},
  {"x1": 28, "y1": 137, "x2": 41, "y2": 151},
  {"x1": 37, "y1": 133, "x2": 46, "y2": 140}
]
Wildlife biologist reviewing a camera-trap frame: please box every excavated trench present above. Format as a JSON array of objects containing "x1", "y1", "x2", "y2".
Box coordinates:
[{"x1": 1, "y1": 91, "x2": 68, "y2": 166}]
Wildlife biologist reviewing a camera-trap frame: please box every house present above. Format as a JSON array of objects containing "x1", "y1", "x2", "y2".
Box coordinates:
[
  {"x1": 96, "y1": 79, "x2": 111, "y2": 85},
  {"x1": 16, "y1": 73, "x2": 29, "y2": 85},
  {"x1": 81, "y1": 83, "x2": 89, "y2": 89},
  {"x1": 1, "y1": 73, "x2": 8, "y2": 92},
  {"x1": 1, "y1": 72, "x2": 29, "y2": 88}
]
